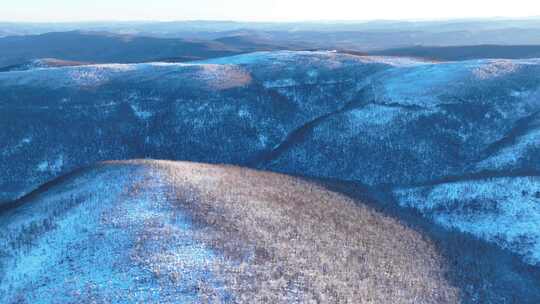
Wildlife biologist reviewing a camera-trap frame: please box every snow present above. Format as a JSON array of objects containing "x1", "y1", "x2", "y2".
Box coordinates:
[
  {"x1": 263, "y1": 78, "x2": 297, "y2": 88},
  {"x1": 0, "y1": 165, "x2": 227, "y2": 303},
  {"x1": 37, "y1": 161, "x2": 48, "y2": 172},
  {"x1": 508, "y1": 88, "x2": 540, "y2": 98},
  {"x1": 237, "y1": 108, "x2": 250, "y2": 119},
  {"x1": 130, "y1": 104, "x2": 153, "y2": 120},
  {"x1": 2, "y1": 50, "x2": 540, "y2": 270},
  {"x1": 0, "y1": 52, "x2": 537, "y2": 95},
  {"x1": 200, "y1": 51, "x2": 426, "y2": 69},
  {"x1": 472, "y1": 60, "x2": 519, "y2": 80},
  {"x1": 0, "y1": 59, "x2": 255, "y2": 92},
  {"x1": 359, "y1": 56, "x2": 431, "y2": 67},
  {"x1": 375, "y1": 61, "x2": 473, "y2": 107},
  {"x1": 0, "y1": 64, "x2": 136, "y2": 88},
  {"x1": 307, "y1": 69, "x2": 319, "y2": 78},
  {"x1": 2, "y1": 136, "x2": 32, "y2": 157},
  {"x1": 36, "y1": 155, "x2": 65, "y2": 173},
  {"x1": 477, "y1": 128, "x2": 540, "y2": 170},
  {"x1": 393, "y1": 176, "x2": 540, "y2": 265},
  {"x1": 199, "y1": 51, "x2": 297, "y2": 65},
  {"x1": 0, "y1": 51, "x2": 426, "y2": 94},
  {"x1": 374, "y1": 58, "x2": 540, "y2": 108},
  {"x1": 258, "y1": 134, "x2": 269, "y2": 147},
  {"x1": 347, "y1": 104, "x2": 401, "y2": 127},
  {"x1": 196, "y1": 64, "x2": 252, "y2": 90}
]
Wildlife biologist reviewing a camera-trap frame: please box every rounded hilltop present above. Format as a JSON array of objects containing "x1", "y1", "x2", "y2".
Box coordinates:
[{"x1": 1, "y1": 160, "x2": 457, "y2": 303}]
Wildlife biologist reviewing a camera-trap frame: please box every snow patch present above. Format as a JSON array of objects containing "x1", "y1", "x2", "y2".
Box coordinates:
[
  {"x1": 473, "y1": 60, "x2": 519, "y2": 80},
  {"x1": 477, "y1": 128, "x2": 540, "y2": 170},
  {"x1": 360, "y1": 56, "x2": 431, "y2": 67},
  {"x1": 394, "y1": 177, "x2": 540, "y2": 265},
  {"x1": 0, "y1": 166, "x2": 228, "y2": 303},
  {"x1": 37, "y1": 161, "x2": 49, "y2": 172},
  {"x1": 237, "y1": 107, "x2": 252, "y2": 119},
  {"x1": 307, "y1": 69, "x2": 319, "y2": 78},
  {"x1": 263, "y1": 78, "x2": 297, "y2": 88},
  {"x1": 258, "y1": 134, "x2": 269, "y2": 147},
  {"x1": 130, "y1": 104, "x2": 153, "y2": 120},
  {"x1": 197, "y1": 65, "x2": 252, "y2": 90},
  {"x1": 347, "y1": 104, "x2": 401, "y2": 127},
  {"x1": 2, "y1": 136, "x2": 32, "y2": 156},
  {"x1": 36, "y1": 155, "x2": 64, "y2": 173},
  {"x1": 377, "y1": 62, "x2": 471, "y2": 107}
]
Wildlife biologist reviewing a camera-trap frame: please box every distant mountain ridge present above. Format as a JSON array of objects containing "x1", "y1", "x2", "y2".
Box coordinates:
[
  {"x1": 4, "y1": 23, "x2": 540, "y2": 69},
  {"x1": 3, "y1": 18, "x2": 540, "y2": 36},
  {"x1": 0, "y1": 31, "x2": 284, "y2": 68},
  {"x1": 0, "y1": 58, "x2": 91, "y2": 72},
  {"x1": 0, "y1": 21, "x2": 540, "y2": 70},
  {"x1": 371, "y1": 45, "x2": 540, "y2": 61}
]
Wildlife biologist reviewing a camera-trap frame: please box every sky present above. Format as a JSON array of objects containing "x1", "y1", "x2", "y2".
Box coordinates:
[{"x1": 1, "y1": 0, "x2": 539, "y2": 22}]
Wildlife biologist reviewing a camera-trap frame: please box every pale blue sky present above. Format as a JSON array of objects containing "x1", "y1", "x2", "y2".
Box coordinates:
[{"x1": 1, "y1": 0, "x2": 539, "y2": 22}]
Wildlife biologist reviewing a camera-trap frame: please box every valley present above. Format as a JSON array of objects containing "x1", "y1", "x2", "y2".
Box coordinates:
[{"x1": 2, "y1": 15, "x2": 540, "y2": 303}]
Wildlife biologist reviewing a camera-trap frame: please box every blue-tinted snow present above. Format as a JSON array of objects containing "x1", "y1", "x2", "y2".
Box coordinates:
[
  {"x1": 394, "y1": 177, "x2": 540, "y2": 265},
  {"x1": 2, "y1": 50, "x2": 540, "y2": 267},
  {"x1": 0, "y1": 165, "x2": 228, "y2": 303}
]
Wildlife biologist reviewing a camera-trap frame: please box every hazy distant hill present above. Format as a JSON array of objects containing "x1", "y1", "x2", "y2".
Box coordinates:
[
  {"x1": 0, "y1": 31, "x2": 278, "y2": 68},
  {"x1": 372, "y1": 45, "x2": 540, "y2": 61},
  {"x1": 3, "y1": 21, "x2": 540, "y2": 69},
  {"x1": 4, "y1": 19, "x2": 540, "y2": 52},
  {"x1": 213, "y1": 33, "x2": 288, "y2": 51},
  {"x1": 3, "y1": 18, "x2": 540, "y2": 36}
]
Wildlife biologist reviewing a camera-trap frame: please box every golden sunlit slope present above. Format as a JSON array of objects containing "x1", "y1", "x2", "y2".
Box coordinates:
[{"x1": 0, "y1": 160, "x2": 463, "y2": 303}]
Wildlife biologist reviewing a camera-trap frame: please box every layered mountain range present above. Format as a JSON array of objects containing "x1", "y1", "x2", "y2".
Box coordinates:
[
  {"x1": 1, "y1": 50, "x2": 540, "y2": 302},
  {"x1": 2, "y1": 160, "x2": 539, "y2": 303}
]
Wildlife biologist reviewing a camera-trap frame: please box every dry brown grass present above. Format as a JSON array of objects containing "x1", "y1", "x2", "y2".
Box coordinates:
[{"x1": 121, "y1": 160, "x2": 461, "y2": 303}]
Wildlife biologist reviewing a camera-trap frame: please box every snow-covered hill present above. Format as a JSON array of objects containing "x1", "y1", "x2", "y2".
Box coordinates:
[
  {"x1": 0, "y1": 51, "x2": 391, "y2": 201},
  {"x1": 0, "y1": 58, "x2": 90, "y2": 72},
  {"x1": 0, "y1": 160, "x2": 467, "y2": 303},
  {"x1": 1, "y1": 51, "x2": 540, "y2": 267},
  {"x1": 394, "y1": 175, "x2": 540, "y2": 265}
]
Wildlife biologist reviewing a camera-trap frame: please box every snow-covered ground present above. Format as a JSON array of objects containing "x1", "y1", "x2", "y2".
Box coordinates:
[
  {"x1": 1, "y1": 50, "x2": 540, "y2": 270},
  {"x1": 394, "y1": 176, "x2": 540, "y2": 265},
  {"x1": 0, "y1": 164, "x2": 228, "y2": 303},
  {"x1": 2, "y1": 160, "x2": 494, "y2": 303}
]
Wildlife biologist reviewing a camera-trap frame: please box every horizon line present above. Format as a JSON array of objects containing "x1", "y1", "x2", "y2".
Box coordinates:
[{"x1": 2, "y1": 15, "x2": 540, "y2": 25}]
